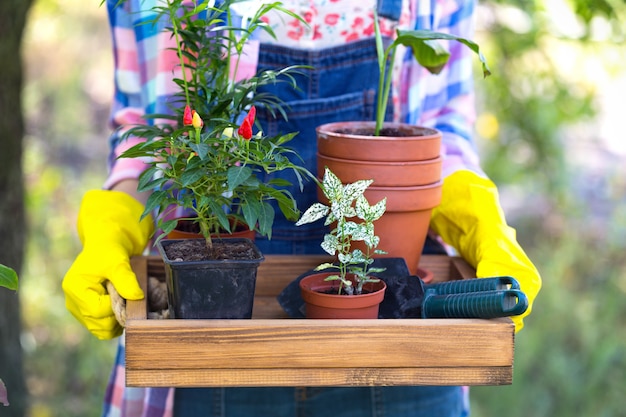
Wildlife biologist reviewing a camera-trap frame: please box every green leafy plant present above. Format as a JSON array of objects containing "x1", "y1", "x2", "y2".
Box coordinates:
[
  {"x1": 373, "y1": 10, "x2": 491, "y2": 135},
  {"x1": 119, "y1": 0, "x2": 313, "y2": 254},
  {"x1": 296, "y1": 168, "x2": 387, "y2": 295},
  {"x1": 0, "y1": 264, "x2": 18, "y2": 292}
]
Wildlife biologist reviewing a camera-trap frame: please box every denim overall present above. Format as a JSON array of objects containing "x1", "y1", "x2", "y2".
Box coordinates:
[{"x1": 173, "y1": 0, "x2": 463, "y2": 415}]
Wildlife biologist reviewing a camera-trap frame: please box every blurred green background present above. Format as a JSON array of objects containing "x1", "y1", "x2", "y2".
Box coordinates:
[{"x1": 12, "y1": 0, "x2": 626, "y2": 416}]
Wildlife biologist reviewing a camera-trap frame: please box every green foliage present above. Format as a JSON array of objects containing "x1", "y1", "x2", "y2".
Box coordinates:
[
  {"x1": 124, "y1": 120, "x2": 310, "y2": 247},
  {"x1": 0, "y1": 264, "x2": 18, "y2": 291},
  {"x1": 373, "y1": 11, "x2": 491, "y2": 135},
  {"x1": 476, "y1": 0, "x2": 623, "y2": 195},
  {"x1": 296, "y1": 168, "x2": 387, "y2": 295},
  {"x1": 120, "y1": 0, "x2": 314, "y2": 250}
]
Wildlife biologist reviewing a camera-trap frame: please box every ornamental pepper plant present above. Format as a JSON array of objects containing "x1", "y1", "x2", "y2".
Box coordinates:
[{"x1": 119, "y1": 0, "x2": 313, "y2": 254}]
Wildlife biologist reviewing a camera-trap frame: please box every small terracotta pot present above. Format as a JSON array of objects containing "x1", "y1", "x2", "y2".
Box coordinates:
[
  {"x1": 317, "y1": 121, "x2": 441, "y2": 162},
  {"x1": 299, "y1": 273, "x2": 387, "y2": 319},
  {"x1": 317, "y1": 153, "x2": 442, "y2": 187}
]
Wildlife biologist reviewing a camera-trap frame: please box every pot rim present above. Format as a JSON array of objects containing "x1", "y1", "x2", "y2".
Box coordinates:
[
  {"x1": 316, "y1": 121, "x2": 441, "y2": 140},
  {"x1": 157, "y1": 237, "x2": 265, "y2": 267}
]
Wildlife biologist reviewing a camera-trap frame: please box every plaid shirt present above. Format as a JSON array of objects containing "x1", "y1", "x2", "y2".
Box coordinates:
[{"x1": 102, "y1": 0, "x2": 479, "y2": 415}]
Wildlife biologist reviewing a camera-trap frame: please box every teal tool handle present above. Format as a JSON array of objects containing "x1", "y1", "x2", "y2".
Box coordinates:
[
  {"x1": 421, "y1": 289, "x2": 528, "y2": 319},
  {"x1": 424, "y1": 276, "x2": 520, "y2": 295}
]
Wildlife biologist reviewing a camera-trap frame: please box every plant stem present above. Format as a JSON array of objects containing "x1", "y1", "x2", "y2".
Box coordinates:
[
  {"x1": 199, "y1": 218, "x2": 214, "y2": 252},
  {"x1": 377, "y1": 46, "x2": 396, "y2": 134},
  {"x1": 170, "y1": 0, "x2": 190, "y2": 107}
]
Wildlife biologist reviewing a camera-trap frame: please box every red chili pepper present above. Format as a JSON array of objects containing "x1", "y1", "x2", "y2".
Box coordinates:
[
  {"x1": 183, "y1": 105, "x2": 193, "y2": 126},
  {"x1": 237, "y1": 106, "x2": 256, "y2": 140}
]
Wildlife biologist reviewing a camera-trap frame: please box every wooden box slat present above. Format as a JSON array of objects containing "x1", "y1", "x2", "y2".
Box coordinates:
[{"x1": 125, "y1": 255, "x2": 515, "y2": 387}]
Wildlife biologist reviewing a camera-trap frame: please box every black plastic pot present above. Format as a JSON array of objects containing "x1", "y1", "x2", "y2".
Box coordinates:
[{"x1": 157, "y1": 238, "x2": 265, "y2": 319}]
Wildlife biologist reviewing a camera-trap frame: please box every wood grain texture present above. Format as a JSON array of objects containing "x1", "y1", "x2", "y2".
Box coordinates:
[
  {"x1": 125, "y1": 255, "x2": 515, "y2": 387},
  {"x1": 126, "y1": 367, "x2": 513, "y2": 388}
]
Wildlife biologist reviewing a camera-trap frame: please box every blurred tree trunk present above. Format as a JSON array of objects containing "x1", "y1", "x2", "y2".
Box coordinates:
[{"x1": 0, "y1": 0, "x2": 34, "y2": 416}]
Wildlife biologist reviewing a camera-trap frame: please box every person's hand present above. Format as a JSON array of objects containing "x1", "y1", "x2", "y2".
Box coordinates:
[
  {"x1": 62, "y1": 190, "x2": 154, "y2": 339},
  {"x1": 430, "y1": 170, "x2": 542, "y2": 332}
]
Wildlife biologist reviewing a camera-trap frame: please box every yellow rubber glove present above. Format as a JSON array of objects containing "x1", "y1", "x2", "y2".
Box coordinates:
[
  {"x1": 430, "y1": 170, "x2": 542, "y2": 332},
  {"x1": 62, "y1": 190, "x2": 154, "y2": 339}
]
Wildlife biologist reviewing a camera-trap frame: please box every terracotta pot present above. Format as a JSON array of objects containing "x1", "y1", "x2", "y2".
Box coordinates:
[
  {"x1": 167, "y1": 219, "x2": 256, "y2": 241},
  {"x1": 316, "y1": 121, "x2": 441, "y2": 162},
  {"x1": 317, "y1": 153, "x2": 442, "y2": 187},
  {"x1": 316, "y1": 121, "x2": 443, "y2": 276},
  {"x1": 299, "y1": 272, "x2": 387, "y2": 319}
]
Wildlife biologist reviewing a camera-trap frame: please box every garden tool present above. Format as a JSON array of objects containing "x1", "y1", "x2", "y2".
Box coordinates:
[{"x1": 397, "y1": 275, "x2": 528, "y2": 319}]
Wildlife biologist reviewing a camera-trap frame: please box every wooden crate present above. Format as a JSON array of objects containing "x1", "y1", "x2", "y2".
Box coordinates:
[{"x1": 125, "y1": 255, "x2": 515, "y2": 387}]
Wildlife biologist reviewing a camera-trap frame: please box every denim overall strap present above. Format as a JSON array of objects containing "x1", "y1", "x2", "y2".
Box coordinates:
[{"x1": 377, "y1": 0, "x2": 402, "y2": 20}]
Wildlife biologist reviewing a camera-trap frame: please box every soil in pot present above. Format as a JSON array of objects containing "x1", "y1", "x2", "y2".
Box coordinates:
[{"x1": 162, "y1": 238, "x2": 259, "y2": 261}]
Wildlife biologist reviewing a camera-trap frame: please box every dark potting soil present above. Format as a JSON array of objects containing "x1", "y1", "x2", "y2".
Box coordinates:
[
  {"x1": 164, "y1": 239, "x2": 259, "y2": 261},
  {"x1": 333, "y1": 126, "x2": 428, "y2": 137}
]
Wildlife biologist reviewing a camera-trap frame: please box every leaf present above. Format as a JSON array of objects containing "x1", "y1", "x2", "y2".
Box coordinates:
[
  {"x1": 320, "y1": 234, "x2": 339, "y2": 256},
  {"x1": 189, "y1": 142, "x2": 210, "y2": 159},
  {"x1": 407, "y1": 39, "x2": 450, "y2": 75},
  {"x1": 0, "y1": 264, "x2": 18, "y2": 291},
  {"x1": 343, "y1": 179, "x2": 373, "y2": 202},
  {"x1": 295, "y1": 203, "x2": 329, "y2": 226},
  {"x1": 159, "y1": 219, "x2": 179, "y2": 236},
  {"x1": 256, "y1": 202, "x2": 275, "y2": 238},
  {"x1": 321, "y1": 168, "x2": 343, "y2": 201},
  {"x1": 227, "y1": 166, "x2": 253, "y2": 191},
  {"x1": 369, "y1": 197, "x2": 387, "y2": 221},
  {"x1": 395, "y1": 29, "x2": 491, "y2": 77},
  {"x1": 180, "y1": 167, "x2": 206, "y2": 187},
  {"x1": 348, "y1": 222, "x2": 372, "y2": 242},
  {"x1": 242, "y1": 198, "x2": 261, "y2": 230},
  {"x1": 314, "y1": 262, "x2": 337, "y2": 271},
  {"x1": 144, "y1": 190, "x2": 168, "y2": 215},
  {"x1": 355, "y1": 195, "x2": 386, "y2": 222},
  {"x1": 208, "y1": 199, "x2": 231, "y2": 233}
]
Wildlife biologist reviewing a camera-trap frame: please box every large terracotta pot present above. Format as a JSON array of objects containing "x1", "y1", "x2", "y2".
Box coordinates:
[
  {"x1": 362, "y1": 182, "x2": 442, "y2": 274},
  {"x1": 316, "y1": 121, "x2": 443, "y2": 274},
  {"x1": 299, "y1": 272, "x2": 387, "y2": 319}
]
